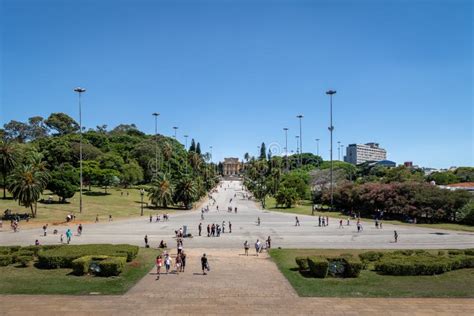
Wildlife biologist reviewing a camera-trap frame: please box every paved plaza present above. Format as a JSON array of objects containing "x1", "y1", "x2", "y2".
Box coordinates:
[
  {"x1": 1, "y1": 180, "x2": 474, "y2": 315},
  {"x1": 1, "y1": 180, "x2": 474, "y2": 250}
]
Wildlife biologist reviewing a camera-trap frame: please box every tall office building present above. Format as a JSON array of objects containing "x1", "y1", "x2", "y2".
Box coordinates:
[{"x1": 344, "y1": 142, "x2": 387, "y2": 165}]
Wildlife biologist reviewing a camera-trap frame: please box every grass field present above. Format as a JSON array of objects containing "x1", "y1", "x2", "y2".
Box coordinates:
[
  {"x1": 0, "y1": 247, "x2": 157, "y2": 295},
  {"x1": 0, "y1": 187, "x2": 176, "y2": 226},
  {"x1": 265, "y1": 197, "x2": 474, "y2": 232},
  {"x1": 269, "y1": 248, "x2": 474, "y2": 298}
]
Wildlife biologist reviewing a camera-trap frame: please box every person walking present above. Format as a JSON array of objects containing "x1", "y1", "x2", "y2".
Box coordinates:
[
  {"x1": 394, "y1": 230, "x2": 398, "y2": 243},
  {"x1": 66, "y1": 228, "x2": 72, "y2": 244},
  {"x1": 339, "y1": 219, "x2": 343, "y2": 228},
  {"x1": 95, "y1": 214, "x2": 99, "y2": 223},
  {"x1": 201, "y1": 253, "x2": 209, "y2": 275},
  {"x1": 229, "y1": 221, "x2": 232, "y2": 233},
  {"x1": 198, "y1": 223, "x2": 202, "y2": 236},
  {"x1": 244, "y1": 240, "x2": 249, "y2": 256},
  {"x1": 326, "y1": 216, "x2": 329, "y2": 226},
  {"x1": 156, "y1": 255, "x2": 163, "y2": 280},
  {"x1": 222, "y1": 221, "x2": 226, "y2": 234},
  {"x1": 78, "y1": 223, "x2": 83, "y2": 236},
  {"x1": 257, "y1": 217, "x2": 261, "y2": 226},
  {"x1": 295, "y1": 216, "x2": 300, "y2": 226},
  {"x1": 43, "y1": 224, "x2": 47, "y2": 236},
  {"x1": 255, "y1": 239, "x2": 261, "y2": 256},
  {"x1": 266, "y1": 236, "x2": 271, "y2": 249},
  {"x1": 175, "y1": 254, "x2": 182, "y2": 275},
  {"x1": 318, "y1": 216, "x2": 321, "y2": 227},
  {"x1": 144, "y1": 235, "x2": 149, "y2": 248},
  {"x1": 207, "y1": 224, "x2": 211, "y2": 237},
  {"x1": 181, "y1": 251, "x2": 187, "y2": 272},
  {"x1": 165, "y1": 254, "x2": 172, "y2": 274},
  {"x1": 149, "y1": 214, "x2": 153, "y2": 223}
]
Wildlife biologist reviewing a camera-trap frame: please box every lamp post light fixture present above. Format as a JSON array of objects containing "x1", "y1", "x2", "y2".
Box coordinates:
[
  {"x1": 152, "y1": 113, "x2": 160, "y2": 180},
  {"x1": 173, "y1": 126, "x2": 178, "y2": 138},
  {"x1": 337, "y1": 141, "x2": 341, "y2": 160},
  {"x1": 326, "y1": 89, "x2": 336, "y2": 211},
  {"x1": 283, "y1": 128, "x2": 289, "y2": 171},
  {"x1": 296, "y1": 115, "x2": 303, "y2": 167},
  {"x1": 140, "y1": 188, "x2": 145, "y2": 216},
  {"x1": 315, "y1": 138, "x2": 320, "y2": 156},
  {"x1": 74, "y1": 87, "x2": 86, "y2": 213}
]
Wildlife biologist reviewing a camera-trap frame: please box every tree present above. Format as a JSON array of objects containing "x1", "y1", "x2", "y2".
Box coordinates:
[
  {"x1": 97, "y1": 169, "x2": 120, "y2": 194},
  {"x1": 7, "y1": 164, "x2": 49, "y2": 217},
  {"x1": 148, "y1": 173, "x2": 174, "y2": 208},
  {"x1": 45, "y1": 113, "x2": 79, "y2": 135},
  {"x1": 244, "y1": 152, "x2": 250, "y2": 162},
  {"x1": 454, "y1": 167, "x2": 474, "y2": 182},
  {"x1": 82, "y1": 160, "x2": 101, "y2": 191},
  {"x1": 275, "y1": 187, "x2": 298, "y2": 208},
  {"x1": 196, "y1": 142, "x2": 201, "y2": 155},
  {"x1": 427, "y1": 171, "x2": 458, "y2": 185},
  {"x1": 121, "y1": 160, "x2": 144, "y2": 187},
  {"x1": 47, "y1": 166, "x2": 78, "y2": 202},
  {"x1": 0, "y1": 141, "x2": 18, "y2": 198},
  {"x1": 259, "y1": 142, "x2": 266, "y2": 160},
  {"x1": 174, "y1": 176, "x2": 197, "y2": 209},
  {"x1": 97, "y1": 152, "x2": 125, "y2": 171},
  {"x1": 27, "y1": 116, "x2": 48, "y2": 140},
  {"x1": 3, "y1": 120, "x2": 29, "y2": 143},
  {"x1": 189, "y1": 139, "x2": 196, "y2": 152}
]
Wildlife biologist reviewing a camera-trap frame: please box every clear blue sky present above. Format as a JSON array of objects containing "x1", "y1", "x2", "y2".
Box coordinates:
[{"x1": 1, "y1": 0, "x2": 472, "y2": 168}]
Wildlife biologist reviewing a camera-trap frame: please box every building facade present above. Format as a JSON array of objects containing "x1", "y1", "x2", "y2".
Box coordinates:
[
  {"x1": 344, "y1": 143, "x2": 387, "y2": 165},
  {"x1": 222, "y1": 158, "x2": 241, "y2": 176}
]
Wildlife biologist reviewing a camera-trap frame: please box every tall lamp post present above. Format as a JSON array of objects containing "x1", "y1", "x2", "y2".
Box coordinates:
[
  {"x1": 296, "y1": 115, "x2": 303, "y2": 167},
  {"x1": 184, "y1": 135, "x2": 189, "y2": 150},
  {"x1": 326, "y1": 90, "x2": 336, "y2": 211},
  {"x1": 340, "y1": 144, "x2": 344, "y2": 161},
  {"x1": 140, "y1": 188, "x2": 145, "y2": 216},
  {"x1": 315, "y1": 138, "x2": 320, "y2": 156},
  {"x1": 74, "y1": 87, "x2": 86, "y2": 213},
  {"x1": 337, "y1": 141, "x2": 341, "y2": 160},
  {"x1": 295, "y1": 135, "x2": 300, "y2": 157},
  {"x1": 283, "y1": 128, "x2": 288, "y2": 171},
  {"x1": 173, "y1": 126, "x2": 178, "y2": 138},
  {"x1": 152, "y1": 113, "x2": 160, "y2": 180}
]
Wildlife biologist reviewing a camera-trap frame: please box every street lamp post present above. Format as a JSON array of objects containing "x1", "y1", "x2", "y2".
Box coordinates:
[
  {"x1": 173, "y1": 126, "x2": 178, "y2": 139},
  {"x1": 315, "y1": 138, "x2": 320, "y2": 156},
  {"x1": 74, "y1": 87, "x2": 86, "y2": 213},
  {"x1": 340, "y1": 144, "x2": 344, "y2": 162},
  {"x1": 297, "y1": 115, "x2": 303, "y2": 167},
  {"x1": 326, "y1": 90, "x2": 336, "y2": 211},
  {"x1": 184, "y1": 135, "x2": 189, "y2": 150},
  {"x1": 152, "y1": 113, "x2": 160, "y2": 180},
  {"x1": 295, "y1": 135, "x2": 300, "y2": 158},
  {"x1": 283, "y1": 128, "x2": 288, "y2": 171},
  {"x1": 140, "y1": 189, "x2": 145, "y2": 216}
]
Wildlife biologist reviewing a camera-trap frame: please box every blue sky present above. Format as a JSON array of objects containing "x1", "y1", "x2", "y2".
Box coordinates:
[{"x1": 1, "y1": 0, "x2": 472, "y2": 168}]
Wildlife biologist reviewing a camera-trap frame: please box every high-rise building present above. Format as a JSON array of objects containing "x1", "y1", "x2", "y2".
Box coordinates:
[{"x1": 344, "y1": 143, "x2": 387, "y2": 165}]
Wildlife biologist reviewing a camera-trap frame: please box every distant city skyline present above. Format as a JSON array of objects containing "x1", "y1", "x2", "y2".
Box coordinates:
[{"x1": 1, "y1": 0, "x2": 472, "y2": 168}]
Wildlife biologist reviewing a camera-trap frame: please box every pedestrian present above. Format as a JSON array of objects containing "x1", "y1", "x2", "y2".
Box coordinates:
[
  {"x1": 95, "y1": 214, "x2": 99, "y2": 223},
  {"x1": 60, "y1": 234, "x2": 64, "y2": 243},
  {"x1": 207, "y1": 224, "x2": 210, "y2": 237},
  {"x1": 144, "y1": 235, "x2": 149, "y2": 248},
  {"x1": 177, "y1": 240, "x2": 183, "y2": 254},
  {"x1": 78, "y1": 223, "x2": 83, "y2": 236},
  {"x1": 165, "y1": 254, "x2": 172, "y2": 274},
  {"x1": 347, "y1": 217, "x2": 350, "y2": 226},
  {"x1": 43, "y1": 224, "x2": 47, "y2": 236},
  {"x1": 229, "y1": 221, "x2": 232, "y2": 233},
  {"x1": 375, "y1": 219, "x2": 379, "y2": 229},
  {"x1": 235, "y1": 207, "x2": 237, "y2": 213},
  {"x1": 198, "y1": 223, "x2": 202, "y2": 236},
  {"x1": 201, "y1": 253, "x2": 209, "y2": 275},
  {"x1": 149, "y1": 214, "x2": 152, "y2": 223},
  {"x1": 156, "y1": 255, "x2": 163, "y2": 280},
  {"x1": 222, "y1": 221, "x2": 226, "y2": 233},
  {"x1": 394, "y1": 230, "x2": 398, "y2": 243},
  {"x1": 339, "y1": 219, "x2": 343, "y2": 228},
  {"x1": 322, "y1": 217, "x2": 326, "y2": 227},
  {"x1": 318, "y1": 216, "x2": 321, "y2": 227},
  {"x1": 257, "y1": 217, "x2": 260, "y2": 226},
  {"x1": 380, "y1": 221, "x2": 383, "y2": 229},
  {"x1": 244, "y1": 240, "x2": 249, "y2": 256},
  {"x1": 326, "y1": 216, "x2": 329, "y2": 226},
  {"x1": 295, "y1": 216, "x2": 300, "y2": 226},
  {"x1": 35, "y1": 239, "x2": 40, "y2": 246},
  {"x1": 181, "y1": 251, "x2": 186, "y2": 272},
  {"x1": 66, "y1": 228, "x2": 72, "y2": 244},
  {"x1": 255, "y1": 239, "x2": 261, "y2": 256},
  {"x1": 109, "y1": 214, "x2": 113, "y2": 221},
  {"x1": 175, "y1": 254, "x2": 182, "y2": 275},
  {"x1": 266, "y1": 236, "x2": 271, "y2": 249}
]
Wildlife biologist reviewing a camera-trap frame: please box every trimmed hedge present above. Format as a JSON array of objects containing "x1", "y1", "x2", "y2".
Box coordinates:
[
  {"x1": 375, "y1": 253, "x2": 456, "y2": 276},
  {"x1": 16, "y1": 255, "x2": 32, "y2": 267},
  {"x1": 0, "y1": 255, "x2": 13, "y2": 266},
  {"x1": 38, "y1": 244, "x2": 138, "y2": 269},
  {"x1": 98, "y1": 257, "x2": 127, "y2": 277},
  {"x1": 448, "y1": 250, "x2": 463, "y2": 256},
  {"x1": 359, "y1": 251, "x2": 384, "y2": 262},
  {"x1": 72, "y1": 255, "x2": 109, "y2": 276},
  {"x1": 0, "y1": 246, "x2": 21, "y2": 255},
  {"x1": 308, "y1": 256, "x2": 329, "y2": 278},
  {"x1": 295, "y1": 256, "x2": 309, "y2": 271},
  {"x1": 465, "y1": 249, "x2": 474, "y2": 256},
  {"x1": 343, "y1": 257, "x2": 363, "y2": 278}
]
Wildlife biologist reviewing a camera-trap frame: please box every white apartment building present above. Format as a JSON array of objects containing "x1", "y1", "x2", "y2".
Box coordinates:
[{"x1": 344, "y1": 143, "x2": 387, "y2": 165}]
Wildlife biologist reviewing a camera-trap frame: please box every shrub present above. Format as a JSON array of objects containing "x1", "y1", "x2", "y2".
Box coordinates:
[
  {"x1": 98, "y1": 257, "x2": 127, "y2": 277},
  {"x1": 448, "y1": 250, "x2": 463, "y2": 256},
  {"x1": 307, "y1": 256, "x2": 329, "y2": 278},
  {"x1": 38, "y1": 244, "x2": 138, "y2": 269},
  {"x1": 375, "y1": 254, "x2": 452, "y2": 276},
  {"x1": 295, "y1": 256, "x2": 309, "y2": 271},
  {"x1": 359, "y1": 251, "x2": 384, "y2": 262},
  {"x1": 72, "y1": 255, "x2": 109, "y2": 275},
  {"x1": 16, "y1": 255, "x2": 32, "y2": 267},
  {"x1": 12, "y1": 250, "x2": 34, "y2": 263},
  {"x1": 343, "y1": 257, "x2": 363, "y2": 278},
  {"x1": 438, "y1": 251, "x2": 446, "y2": 256},
  {"x1": 23, "y1": 245, "x2": 62, "y2": 256},
  {"x1": 464, "y1": 249, "x2": 474, "y2": 256},
  {"x1": 0, "y1": 246, "x2": 21, "y2": 254},
  {"x1": 393, "y1": 250, "x2": 415, "y2": 256},
  {"x1": 0, "y1": 255, "x2": 13, "y2": 266}
]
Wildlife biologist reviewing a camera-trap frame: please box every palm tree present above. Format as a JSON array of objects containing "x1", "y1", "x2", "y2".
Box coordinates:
[
  {"x1": 174, "y1": 176, "x2": 197, "y2": 209},
  {"x1": 0, "y1": 140, "x2": 17, "y2": 199},
  {"x1": 189, "y1": 152, "x2": 202, "y2": 171},
  {"x1": 148, "y1": 173, "x2": 174, "y2": 208},
  {"x1": 7, "y1": 164, "x2": 49, "y2": 217}
]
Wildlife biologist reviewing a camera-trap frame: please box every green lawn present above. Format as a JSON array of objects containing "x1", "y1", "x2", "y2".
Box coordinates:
[
  {"x1": 0, "y1": 187, "x2": 174, "y2": 225},
  {"x1": 0, "y1": 247, "x2": 157, "y2": 295},
  {"x1": 269, "y1": 248, "x2": 474, "y2": 298},
  {"x1": 265, "y1": 197, "x2": 474, "y2": 232}
]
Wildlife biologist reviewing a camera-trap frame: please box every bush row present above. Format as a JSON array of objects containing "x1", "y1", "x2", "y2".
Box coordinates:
[
  {"x1": 38, "y1": 244, "x2": 138, "y2": 269},
  {"x1": 299, "y1": 256, "x2": 363, "y2": 278},
  {"x1": 72, "y1": 255, "x2": 127, "y2": 277}
]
